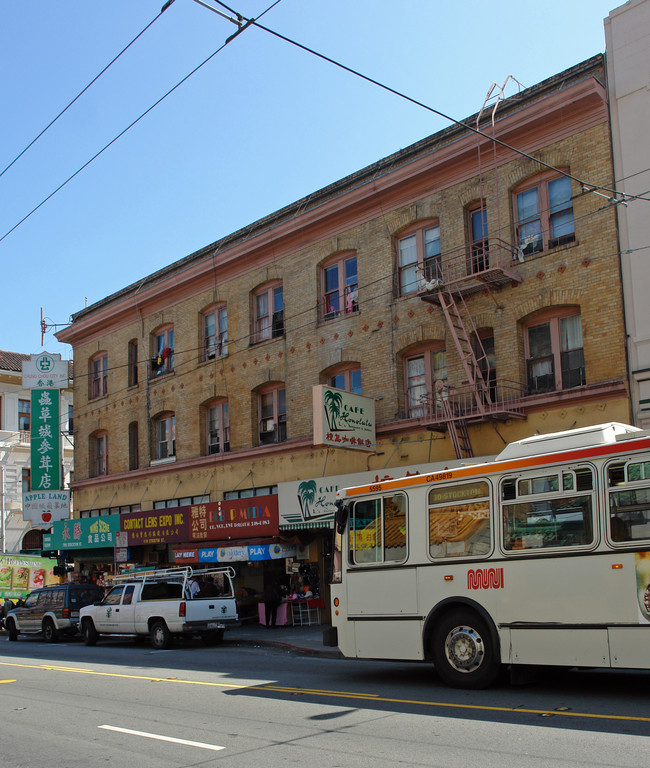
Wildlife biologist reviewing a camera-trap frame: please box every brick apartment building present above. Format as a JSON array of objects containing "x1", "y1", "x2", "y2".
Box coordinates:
[{"x1": 56, "y1": 55, "x2": 629, "y2": 603}]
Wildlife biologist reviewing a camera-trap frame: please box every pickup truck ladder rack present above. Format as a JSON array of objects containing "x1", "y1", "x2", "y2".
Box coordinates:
[{"x1": 113, "y1": 565, "x2": 236, "y2": 583}]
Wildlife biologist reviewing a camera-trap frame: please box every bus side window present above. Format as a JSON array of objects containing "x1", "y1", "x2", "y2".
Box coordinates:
[
  {"x1": 349, "y1": 494, "x2": 407, "y2": 565},
  {"x1": 428, "y1": 481, "x2": 490, "y2": 559},
  {"x1": 607, "y1": 457, "x2": 650, "y2": 542}
]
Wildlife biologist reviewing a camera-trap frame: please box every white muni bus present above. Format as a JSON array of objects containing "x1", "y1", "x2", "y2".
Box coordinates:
[{"x1": 329, "y1": 423, "x2": 650, "y2": 688}]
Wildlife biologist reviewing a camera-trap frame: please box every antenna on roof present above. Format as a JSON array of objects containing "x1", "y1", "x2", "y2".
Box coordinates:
[{"x1": 40, "y1": 307, "x2": 70, "y2": 346}]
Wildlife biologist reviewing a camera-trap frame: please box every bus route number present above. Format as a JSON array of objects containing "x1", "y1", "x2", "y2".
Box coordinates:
[
  {"x1": 368, "y1": 484, "x2": 382, "y2": 492},
  {"x1": 427, "y1": 471, "x2": 452, "y2": 482}
]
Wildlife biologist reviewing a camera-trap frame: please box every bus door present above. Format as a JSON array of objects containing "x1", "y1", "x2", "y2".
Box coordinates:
[{"x1": 345, "y1": 492, "x2": 421, "y2": 659}]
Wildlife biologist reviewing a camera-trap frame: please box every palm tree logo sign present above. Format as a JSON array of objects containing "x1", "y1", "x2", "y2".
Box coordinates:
[{"x1": 323, "y1": 389, "x2": 343, "y2": 431}]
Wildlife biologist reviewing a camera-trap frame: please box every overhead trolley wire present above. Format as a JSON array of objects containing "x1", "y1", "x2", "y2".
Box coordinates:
[
  {"x1": 1, "y1": 0, "x2": 645, "y2": 248},
  {"x1": 0, "y1": 8, "x2": 166, "y2": 181},
  {"x1": 0, "y1": 0, "x2": 283, "y2": 247}
]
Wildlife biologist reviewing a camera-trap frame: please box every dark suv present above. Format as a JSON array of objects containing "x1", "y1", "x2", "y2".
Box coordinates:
[{"x1": 5, "y1": 584, "x2": 104, "y2": 642}]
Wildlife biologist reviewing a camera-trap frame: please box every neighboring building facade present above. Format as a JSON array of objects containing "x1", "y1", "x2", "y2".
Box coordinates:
[
  {"x1": 605, "y1": 0, "x2": 650, "y2": 428},
  {"x1": 57, "y1": 56, "x2": 629, "y2": 605},
  {"x1": 0, "y1": 350, "x2": 74, "y2": 553}
]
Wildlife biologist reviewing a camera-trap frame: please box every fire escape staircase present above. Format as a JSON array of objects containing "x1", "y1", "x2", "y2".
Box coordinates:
[{"x1": 419, "y1": 240, "x2": 526, "y2": 459}]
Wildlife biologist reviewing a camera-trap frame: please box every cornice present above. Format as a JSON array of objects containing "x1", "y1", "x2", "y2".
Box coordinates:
[{"x1": 58, "y1": 72, "x2": 608, "y2": 348}]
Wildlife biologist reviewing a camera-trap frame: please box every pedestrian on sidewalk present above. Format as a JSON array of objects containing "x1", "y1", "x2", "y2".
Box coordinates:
[{"x1": 263, "y1": 579, "x2": 282, "y2": 628}]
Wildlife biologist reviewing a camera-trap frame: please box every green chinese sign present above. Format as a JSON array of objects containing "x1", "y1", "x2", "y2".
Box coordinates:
[
  {"x1": 43, "y1": 514, "x2": 121, "y2": 550},
  {"x1": 31, "y1": 389, "x2": 60, "y2": 491}
]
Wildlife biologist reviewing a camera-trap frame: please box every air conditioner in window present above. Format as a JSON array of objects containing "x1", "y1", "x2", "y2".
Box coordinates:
[{"x1": 261, "y1": 419, "x2": 275, "y2": 433}]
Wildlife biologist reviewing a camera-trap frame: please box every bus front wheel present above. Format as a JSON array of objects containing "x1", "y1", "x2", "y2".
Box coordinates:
[{"x1": 431, "y1": 609, "x2": 500, "y2": 689}]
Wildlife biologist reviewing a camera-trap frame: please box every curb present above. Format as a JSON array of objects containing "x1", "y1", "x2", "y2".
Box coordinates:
[{"x1": 224, "y1": 636, "x2": 342, "y2": 659}]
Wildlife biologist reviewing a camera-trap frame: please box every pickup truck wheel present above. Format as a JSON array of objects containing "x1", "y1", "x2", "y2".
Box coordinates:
[
  {"x1": 6, "y1": 618, "x2": 18, "y2": 641},
  {"x1": 82, "y1": 619, "x2": 98, "y2": 646},
  {"x1": 150, "y1": 621, "x2": 172, "y2": 650},
  {"x1": 201, "y1": 629, "x2": 224, "y2": 646},
  {"x1": 43, "y1": 618, "x2": 59, "y2": 643}
]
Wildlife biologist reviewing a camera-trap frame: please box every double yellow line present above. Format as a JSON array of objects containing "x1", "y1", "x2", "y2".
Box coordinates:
[{"x1": 1, "y1": 661, "x2": 649, "y2": 724}]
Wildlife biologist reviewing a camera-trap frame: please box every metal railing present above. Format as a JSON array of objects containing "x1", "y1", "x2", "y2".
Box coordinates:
[{"x1": 413, "y1": 380, "x2": 528, "y2": 426}]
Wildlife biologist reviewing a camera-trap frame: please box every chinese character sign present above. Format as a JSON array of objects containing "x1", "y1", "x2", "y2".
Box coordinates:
[
  {"x1": 312, "y1": 385, "x2": 375, "y2": 452},
  {"x1": 22, "y1": 353, "x2": 69, "y2": 389},
  {"x1": 30, "y1": 388, "x2": 61, "y2": 491},
  {"x1": 23, "y1": 491, "x2": 70, "y2": 528}
]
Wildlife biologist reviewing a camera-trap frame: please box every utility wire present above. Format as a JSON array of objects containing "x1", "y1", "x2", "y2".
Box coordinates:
[
  {"x1": 0, "y1": 0, "x2": 640, "y2": 247},
  {"x1": 0, "y1": 9, "x2": 166, "y2": 180},
  {"x1": 0, "y1": 15, "x2": 257, "y2": 247},
  {"x1": 250, "y1": 18, "x2": 629, "y2": 202}
]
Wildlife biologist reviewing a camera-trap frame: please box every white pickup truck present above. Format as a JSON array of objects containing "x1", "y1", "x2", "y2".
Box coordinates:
[{"x1": 79, "y1": 566, "x2": 239, "y2": 649}]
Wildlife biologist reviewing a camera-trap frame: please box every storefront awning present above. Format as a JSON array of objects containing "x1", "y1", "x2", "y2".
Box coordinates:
[{"x1": 280, "y1": 521, "x2": 333, "y2": 530}]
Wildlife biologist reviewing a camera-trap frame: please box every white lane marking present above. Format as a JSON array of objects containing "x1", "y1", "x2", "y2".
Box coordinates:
[{"x1": 98, "y1": 725, "x2": 225, "y2": 752}]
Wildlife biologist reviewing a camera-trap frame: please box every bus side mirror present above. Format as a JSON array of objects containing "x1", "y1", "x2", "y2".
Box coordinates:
[{"x1": 334, "y1": 500, "x2": 348, "y2": 534}]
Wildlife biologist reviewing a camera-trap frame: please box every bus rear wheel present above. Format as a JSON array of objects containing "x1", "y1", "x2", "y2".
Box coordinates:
[{"x1": 432, "y1": 609, "x2": 500, "y2": 689}]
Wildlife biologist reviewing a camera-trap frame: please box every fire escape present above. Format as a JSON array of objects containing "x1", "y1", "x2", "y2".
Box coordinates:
[{"x1": 417, "y1": 80, "x2": 527, "y2": 459}]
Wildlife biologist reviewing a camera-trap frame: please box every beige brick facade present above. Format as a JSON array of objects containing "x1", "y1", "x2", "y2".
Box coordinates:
[{"x1": 59, "y1": 56, "x2": 630, "y2": 518}]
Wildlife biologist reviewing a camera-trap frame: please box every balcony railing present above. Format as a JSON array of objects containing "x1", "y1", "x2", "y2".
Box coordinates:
[
  {"x1": 412, "y1": 380, "x2": 528, "y2": 427},
  {"x1": 417, "y1": 237, "x2": 522, "y2": 298}
]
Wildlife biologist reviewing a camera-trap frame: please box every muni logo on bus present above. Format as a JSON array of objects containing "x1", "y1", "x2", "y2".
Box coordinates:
[{"x1": 467, "y1": 567, "x2": 504, "y2": 590}]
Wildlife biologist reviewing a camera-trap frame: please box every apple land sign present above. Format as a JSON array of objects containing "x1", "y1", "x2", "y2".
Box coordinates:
[{"x1": 23, "y1": 490, "x2": 70, "y2": 529}]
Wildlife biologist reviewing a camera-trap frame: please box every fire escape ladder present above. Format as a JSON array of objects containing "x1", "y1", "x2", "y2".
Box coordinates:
[
  {"x1": 438, "y1": 392, "x2": 474, "y2": 459},
  {"x1": 437, "y1": 287, "x2": 492, "y2": 412}
]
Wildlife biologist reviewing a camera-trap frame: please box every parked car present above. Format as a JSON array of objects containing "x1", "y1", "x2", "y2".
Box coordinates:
[
  {"x1": 5, "y1": 583, "x2": 105, "y2": 642},
  {"x1": 79, "y1": 566, "x2": 239, "y2": 649}
]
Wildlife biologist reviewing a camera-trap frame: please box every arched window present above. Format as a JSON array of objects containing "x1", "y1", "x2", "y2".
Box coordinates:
[
  {"x1": 89, "y1": 352, "x2": 108, "y2": 400},
  {"x1": 467, "y1": 201, "x2": 489, "y2": 273},
  {"x1": 472, "y1": 328, "x2": 496, "y2": 400},
  {"x1": 321, "y1": 252, "x2": 358, "y2": 319},
  {"x1": 127, "y1": 339, "x2": 139, "y2": 387},
  {"x1": 524, "y1": 308, "x2": 585, "y2": 394},
  {"x1": 128, "y1": 421, "x2": 139, "y2": 471},
  {"x1": 252, "y1": 282, "x2": 284, "y2": 343},
  {"x1": 153, "y1": 412, "x2": 176, "y2": 459},
  {"x1": 404, "y1": 343, "x2": 446, "y2": 418},
  {"x1": 514, "y1": 171, "x2": 575, "y2": 256},
  {"x1": 151, "y1": 325, "x2": 174, "y2": 376},
  {"x1": 324, "y1": 363, "x2": 362, "y2": 394},
  {"x1": 205, "y1": 399, "x2": 230, "y2": 454},
  {"x1": 258, "y1": 383, "x2": 286, "y2": 445},
  {"x1": 201, "y1": 304, "x2": 228, "y2": 360},
  {"x1": 22, "y1": 529, "x2": 45, "y2": 551},
  {"x1": 397, "y1": 220, "x2": 441, "y2": 295},
  {"x1": 90, "y1": 430, "x2": 108, "y2": 476}
]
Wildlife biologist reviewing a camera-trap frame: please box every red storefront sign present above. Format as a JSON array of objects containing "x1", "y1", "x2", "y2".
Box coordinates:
[
  {"x1": 121, "y1": 507, "x2": 190, "y2": 546},
  {"x1": 188, "y1": 496, "x2": 279, "y2": 541},
  {"x1": 174, "y1": 548, "x2": 199, "y2": 564}
]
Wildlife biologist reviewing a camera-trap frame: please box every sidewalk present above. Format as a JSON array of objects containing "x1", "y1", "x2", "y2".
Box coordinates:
[{"x1": 224, "y1": 620, "x2": 341, "y2": 658}]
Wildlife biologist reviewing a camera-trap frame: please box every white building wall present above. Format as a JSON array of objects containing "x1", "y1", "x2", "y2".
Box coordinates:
[{"x1": 605, "y1": 0, "x2": 650, "y2": 426}]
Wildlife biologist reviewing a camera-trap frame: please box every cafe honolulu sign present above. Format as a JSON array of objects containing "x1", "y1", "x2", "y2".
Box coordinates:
[{"x1": 312, "y1": 385, "x2": 375, "y2": 452}]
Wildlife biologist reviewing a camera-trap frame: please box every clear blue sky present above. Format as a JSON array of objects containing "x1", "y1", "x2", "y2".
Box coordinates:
[{"x1": 0, "y1": 0, "x2": 620, "y2": 358}]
